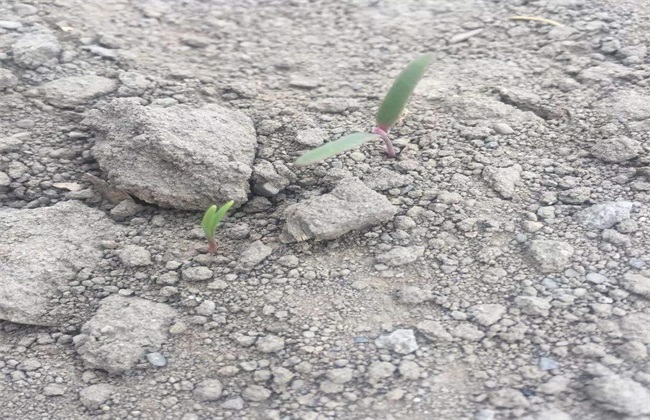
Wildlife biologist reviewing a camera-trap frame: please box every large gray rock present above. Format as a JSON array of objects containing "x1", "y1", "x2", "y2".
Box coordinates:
[
  {"x1": 84, "y1": 99, "x2": 257, "y2": 210},
  {"x1": 12, "y1": 30, "x2": 61, "y2": 68},
  {"x1": 39, "y1": 75, "x2": 118, "y2": 108},
  {"x1": 586, "y1": 375, "x2": 650, "y2": 416},
  {"x1": 0, "y1": 201, "x2": 122, "y2": 326},
  {"x1": 74, "y1": 295, "x2": 177, "y2": 374},
  {"x1": 282, "y1": 177, "x2": 398, "y2": 242},
  {"x1": 575, "y1": 201, "x2": 633, "y2": 230}
]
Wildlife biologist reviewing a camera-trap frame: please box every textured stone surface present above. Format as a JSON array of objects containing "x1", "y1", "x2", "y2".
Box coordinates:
[{"x1": 39, "y1": 75, "x2": 118, "y2": 108}]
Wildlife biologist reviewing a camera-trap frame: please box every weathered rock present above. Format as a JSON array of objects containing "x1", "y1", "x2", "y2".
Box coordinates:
[
  {"x1": 375, "y1": 329, "x2": 419, "y2": 354},
  {"x1": 295, "y1": 128, "x2": 326, "y2": 147},
  {"x1": 515, "y1": 296, "x2": 551, "y2": 317},
  {"x1": 482, "y1": 165, "x2": 522, "y2": 199},
  {"x1": 242, "y1": 385, "x2": 271, "y2": 402},
  {"x1": 586, "y1": 375, "x2": 650, "y2": 416},
  {"x1": 39, "y1": 75, "x2": 118, "y2": 108},
  {"x1": 0, "y1": 201, "x2": 122, "y2": 326},
  {"x1": 416, "y1": 320, "x2": 453, "y2": 342},
  {"x1": 283, "y1": 177, "x2": 398, "y2": 242},
  {"x1": 79, "y1": 384, "x2": 115, "y2": 409},
  {"x1": 619, "y1": 312, "x2": 650, "y2": 344},
  {"x1": 489, "y1": 388, "x2": 529, "y2": 408},
  {"x1": 451, "y1": 323, "x2": 485, "y2": 341},
  {"x1": 558, "y1": 187, "x2": 591, "y2": 204},
  {"x1": 12, "y1": 30, "x2": 61, "y2": 68},
  {"x1": 621, "y1": 272, "x2": 650, "y2": 299},
  {"x1": 591, "y1": 136, "x2": 642, "y2": 163},
  {"x1": 84, "y1": 98, "x2": 257, "y2": 210},
  {"x1": 252, "y1": 160, "x2": 290, "y2": 197},
  {"x1": 528, "y1": 239, "x2": 574, "y2": 273},
  {"x1": 575, "y1": 201, "x2": 633, "y2": 230},
  {"x1": 74, "y1": 295, "x2": 177, "y2": 374},
  {"x1": 238, "y1": 241, "x2": 273, "y2": 269},
  {"x1": 193, "y1": 379, "x2": 223, "y2": 401},
  {"x1": 468, "y1": 304, "x2": 506, "y2": 326},
  {"x1": 117, "y1": 245, "x2": 152, "y2": 267},
  {"x1": 0, "y1": 68, "x2": 18, "y2": 90},
  {"x1": 376, "y1": 246, "x2": 425, "y2": 266}
]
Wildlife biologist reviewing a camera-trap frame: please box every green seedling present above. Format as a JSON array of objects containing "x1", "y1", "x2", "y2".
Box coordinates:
[
  {"x1": 201, "y1": 200, "x2": 234, "y2": 254},
  {"x1": 294, "y1": 53, "x2": 433, "y2": 166}
]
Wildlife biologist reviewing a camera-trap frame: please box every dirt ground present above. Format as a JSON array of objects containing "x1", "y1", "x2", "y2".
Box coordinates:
[{"x1": 1, "y1": 0, "x2": 650, "y2": 419}]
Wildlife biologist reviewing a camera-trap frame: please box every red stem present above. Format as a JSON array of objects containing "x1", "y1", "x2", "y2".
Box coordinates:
[
  {"x1": 207, "y1": 239, "x2": 217, "y2": 254},
  {"x1": 372, "y1": 126, "x2": 396, "y2": 158}
]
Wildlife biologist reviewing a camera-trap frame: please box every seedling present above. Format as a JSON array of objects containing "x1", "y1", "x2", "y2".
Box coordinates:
[
  {"x1": 295, "y1": 53, "x2": 433, "y2": 166},
  {"x1": 201, "y1": 200, "x2": 234, "y2": 253}
]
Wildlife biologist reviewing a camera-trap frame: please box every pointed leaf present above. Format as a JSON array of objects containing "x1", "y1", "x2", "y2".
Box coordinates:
[
  {"x1": 202, "y1": 205, "x2": 218, "y2": 240},
  {"x1": 212, "y1": 200, "x2": 234, "y2": 230},
  {"x1": 376, "y1": 53, "x2": 434, "y2": 129},
  {"x1": 294, "y1": 132, "x2": 380, "y2": 166}
]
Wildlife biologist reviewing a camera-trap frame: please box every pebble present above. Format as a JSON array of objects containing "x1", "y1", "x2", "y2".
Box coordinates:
[
  {"x1": 528, "y1": 240, "x2": 574, "y2": 273},
  {"x1": 586, "y1": 375, "x2": 650, "y2": 416},
  {"x1": 256, "y1": 335, "x2": 285, "y2": 353},
  {"x1": 242, "y1": 385, "x2": 271, "y2": 401},
  {"x1": 146, "y1": 352, "x2": 167, "y2": 367},
  {"x1": 375, "y1": 329, "x2": 419, "y2": 354},
  {"x1": 193, "y1": 379, "x2": 223, "y2": 401},
  {"x1": 182, "y1": 266, "x2": 213, "y2": 282}
]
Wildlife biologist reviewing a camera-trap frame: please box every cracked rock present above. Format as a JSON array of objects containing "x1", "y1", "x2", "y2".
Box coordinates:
[
  {"x1": 74, "y1": 295, "x2": 177, "y2": 374},
  {"x1": 282, "y1": 177, "x2": 397, "y2": 242},
  {"x1": 84, "y1": 98, "x2": 257, "y2": 210}
]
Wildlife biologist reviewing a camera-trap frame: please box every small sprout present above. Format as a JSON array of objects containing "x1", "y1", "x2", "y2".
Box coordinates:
[
  {"x1": 294, "y1": 132, "x2": 380, "y2": 166},
  {"x1": 294, "y1": 53, "x2": 433, "y2": 166},
  {"x1": 201, "y1": 200, "x2": 234, "y2": 254}
]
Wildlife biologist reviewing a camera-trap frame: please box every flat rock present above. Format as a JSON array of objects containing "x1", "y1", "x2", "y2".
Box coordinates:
[
  {"x1": 528, "y1": 239, "x2": 574, "y2": 273},
  {"x1": 38, "y1": 75, "x2": 118, "y2": 108},
  {"x1": 84, "y1": 98, "x2": 257, "y2": 210},
  {"x1": 12, "y1": 30, "x2": 61, "y2": 69},
  {"x1": 74, "y1": 295, "x2": 177, "y2": 374},
  {"x1": 283, "y1": 177, "x2": 398, "y2": 242},
  {"x1": 0, "y1": 201, "x2": 122, "y2": 326},
  {"x1": 574, "y1": 201, "x2": 633, "y2": 230},
  {"x1": 586, "y1": 375, "x2": 650, "y2": 416}
]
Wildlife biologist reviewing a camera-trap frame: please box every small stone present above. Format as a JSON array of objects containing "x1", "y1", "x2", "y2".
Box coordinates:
[
  {"x1": 489, "y1": 388, "x2": 529, "y2": 408},
  {"x1": 621, "y1": 272, "x2": 650, "y2": 299},
  {"x1": 12, "y1": 31, "x2": 61, "y2": 69},
  {"x1": 0, "y1": 68, "x2": 18, "y2": 90},
  {"x1": 367, "y1": 361, "x2": 395, "y2": 383},
  {"x1": 43, "y1": 383, "x2": 66, "y2": 396},
  {"x1": 117, "y1": 245, "x2": 152, "y2": 267},
  {"x1": 79, "y1": 384, "x2": 114, "y2": 409},
  {"x1": 493, "y1": 122, "x2": 514, "y2": 135},
  {"x1": 320, "y1": 380, "x2": 344, "y2": 394},
  {"x1": 375, "y1": 329, "x2": 419, "y2": 354},
  {"x1": 482, "y1": 165, "x2": 522, "y2": 199},
  {"x1": 239, "y1": 241, "x2": 273, "y2": 269},
  {"x1": 221, "y1": 397, "x2": 245, "y2": 410},
  {"x1": 398, "y1": 360, "x2": 421, "y2": 380},
  {"x1": 182, "y1": 266, "x2": 213, "y2": 282},
  {"x1": 592, "y1": 136, "x2": 642, "y2": 163},
  {"x1": 528, "y1": 240, "x2": 574, "y2": 273},
  {"x1": 295, "y1": 128, "x2": 326, "y2": 147},
  {"x1": 450, "y1": 323, "x2": 485, "y2": 341},
  {"x1": 376, "y1": 246, "x2": 425, "y2": 267},
  {"x1": 586, "y1": 375, "x2": 650, "y2": 416},
  {"x1": 558, "y1": 187, "x2": 591, "y2": 204},
  {"x1": 534, "y1": 408, "x2": 571, "y2": 420},
  {"x1": 417, "y1": 320, "x2": 453, "y2": 342},
  {"x1": 468, "y1": 304, "x2": 506, "y2": 326},
  {"x1": 619, "y1": 312, "x2": 650, "y2": 343},
  {"x1": 395, "y1": 286, "x2": 431, "y2": 305},
  {"x1": 616, "y1": 341, "x2": 648, "y2": 362},
  {"x1": 539, "y1": 375, "x2": 570, "y2": 394},
  {"x1": 242, "y1": 385, "x2": 271, "y2": 402},
  {"x1": 256, "y1": 335, "x2": 285, "y2": 353},
  {"x1": 327, "y1": 368, "x2": 354, "y2": 384},
  {"x1": 193, "y1": 379, "x2": 223, "y2": 401},
  {"x1": 146, "y1": 352, "x2": 167, "y2": 367},
  {"x1": 110, "y1": 200, "x2": 144, "y2": 221},
  {"x1": 539, "y1": 357, "x2": 559, "y2": 371},
  {"x1": 515, "y1": 296, "x2": 551, "y2": 317},
  {"x1": 38, "y1": 75, "x2": 118, "y2": 108},
  {"x1": 575, "y1": 201, "x2": 633, "y2": 230}
]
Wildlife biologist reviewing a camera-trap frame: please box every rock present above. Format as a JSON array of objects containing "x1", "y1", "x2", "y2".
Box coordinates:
[
  {"x1": 289, "y1": 75, "x2": 321, "y2": 89},
  {"x1": 575, "y1": 201, "x2": 633, "y2": 230},
  {"x1": 528, "y1": 239, "x2": 574, "y2": 273},
  {"x1": 0, "y1": 201, "x2": 122, "y2": 326},
  {"x1": 367, "y1": 361, "x2": 395, "y2": 383},
  {"x1": 182, "y1": 266, "x2": 213, "y2": 282},
  {"x1": 468, "y1": 304, "x2": 506, "y2": 326},
  {"x1": 295, "y1": 128, "x2": 326, "y2": 147},
  {"x1": 39, "y1": 76, "x2": 118, "y2": 108},
  {"x1": 117, "y1": 245, "x2": 152, "y2": 267},
  {"x1": 117, "y1": 71, "x2": 153, "y2": 96},
  {"x1": 74, "y1": 295, "x2": 177, "y2": 374},
  {"x1": 493, "y1": 122, "x2": 514, "y2": 135},
  {"x1": 534, "y1": 408, "x2": 571, "y2": 420},
  {"x1": 84, "y1": 98, "x2": 257, "y2": 210},
  {"x1": 616, "y1": 341, "x2": 648, "y2": 362},
  {"x1": 221, "y1": 397, "x2": 245, "y2": 410},
  {"x1": 448, "y1": 28, "x2": 483, "y2": 44},
  {"x1": 450, "y1": 323, "x2": 485, "y2": 341},
  {"x1": 238, "y1": 241, "x2": 273, "y2": 269},
  {"x1": 43, "y1": 383, "x2": 66, "y2": 396},
  {"x1": 395, "y1": 286, "x2": 431, "y2": 305},
  {"x1": 242, "y1": 385, "x2": 271, "y2": 402},
  {"x1": 193, "y1": 379, "x2": 223, "y2": 401},
  {"x1": 619, "y1": 312, "x2": 650, "y2": 343},
  {"x1": 416, "y1": 320, "x2": 453, "y2": 342},
  {"x1": 591, "y1": 136, "x2": 642, "y2": 163},
  {"x1": 0, "y1": 68, "x2": 18, "y2": 90},
  {"x1": 0, "y1": 135, "x2": 23, "y2": 153},
  {"x1": 256, "y1": 335, "x2": 285, "y2": 353},
  {"x1": 79, "y1": 384, "x2": 115, "y2": 409},
  {"x1": 489, "y1": 388, "x2": 529, "y2": 408},
  {"x1": 376, "y1": 246, "x2": 425, "y2": 267},
  {"x1": 558, "y1": 187, "x2": 591, "y2": 204},
  {"x1": 252, "y1": 160, "x2": 290, "y2": 197},
  {"x1": 110, "y1": 199, "x2": 144, "y2": 221},
  {"x1": 364, "y1": 168, "x2": 413, "y2": 191},
  {"x1": 515, "y1": 296, "x2": 551, "y2": 317},
  {"x1": 12, "y1": 30, "x2": 61, "y2": 68},
  {"x1": 482, "y1": 165, "x2": 521, "y2": 199},
  {"x1": 283, "y1": 177, "x2": 397, "y2": 242},
  {"x1": 146, "y1": 352, "x2": 167, "y2": 367},
  {"x1": 539, "y1": 357, "x2": 559, "y2": 371},
  {"x1": 375, "y1": 329, "x2": 419, "y2": 354},
  {"x1": 621, "y1": 272, "x2": 650, "y2": 299},
  {"x1": 327, "y1": 368, "x2": 354, "y2": 384},
  {"x1": 586, "y1": 375, "x2": 650, "y2": 416},
  {"x1": 539, "y1": 375, "x2": 570, "y2": 395},
  {"x1": 398, "y1": 360, "x2": 421, "y2": 380}
]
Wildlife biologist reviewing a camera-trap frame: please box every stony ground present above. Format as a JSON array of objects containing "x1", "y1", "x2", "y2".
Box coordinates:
[{"x1": 1, "y1": 0, "x2": 650, "y2": 419}]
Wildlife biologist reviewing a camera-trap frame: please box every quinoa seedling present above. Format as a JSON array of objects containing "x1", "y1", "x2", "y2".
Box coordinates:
[
  {"x1": 201, "y1": 200, "x2": 234, "y2": 254},
  {"x1": 295, "y1": 53, "x2": 433, "y2": 166}
]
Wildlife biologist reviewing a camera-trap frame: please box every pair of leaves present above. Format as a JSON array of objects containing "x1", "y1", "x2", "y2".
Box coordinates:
[
  {"x1": 294, "y1": 53, "x2": 434, "y2": 166},
  {"x1": 202, "y1": 200, "x2": 234, "y2": 240}
]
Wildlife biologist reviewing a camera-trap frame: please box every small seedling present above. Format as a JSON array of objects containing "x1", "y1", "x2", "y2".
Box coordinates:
[
  {"x1": 295, "y1": 53, "x2": 433, "y2": 166},
  {"x1": 201, "y1": 200, "x2": 234, "y2": 254}
]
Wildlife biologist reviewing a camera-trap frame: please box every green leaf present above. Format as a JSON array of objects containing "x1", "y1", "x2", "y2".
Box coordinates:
[
  {"x1": 376, "y1": 53, "x2": 434, "y2": 129},
  {"x1": 201, "y1": 200, "x2": 234, "y2": 240},
  {"x1": 294, "y1": 132, "x2": 380, "y2": 166}
]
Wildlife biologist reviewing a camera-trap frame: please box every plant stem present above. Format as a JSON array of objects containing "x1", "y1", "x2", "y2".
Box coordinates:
[
  {"x1": 207, "y1": 239, "x2": 217, "y2": 254},
  {"x1": 372, "y1": 126, "x2": 396, "y2": 158}
]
